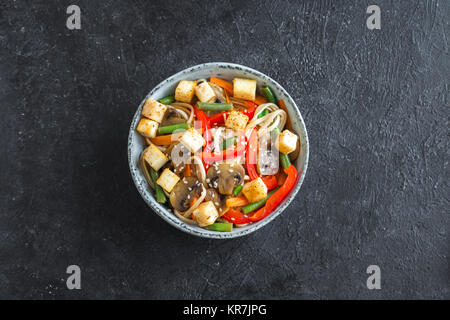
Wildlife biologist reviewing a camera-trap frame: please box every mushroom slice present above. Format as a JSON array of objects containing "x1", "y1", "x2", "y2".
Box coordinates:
[
  {"x1": 169, "y1": 177, "x2": 204, "y2": 212},
  {"x1": 204, "y1": 188, "x2": 228, "y2": 216},
  {"x1": 160, "y1": 108, "x2": 187, "y2": 127},
  {"x1": 206, "y1": 162, "x2": 245, "y2": 195}
]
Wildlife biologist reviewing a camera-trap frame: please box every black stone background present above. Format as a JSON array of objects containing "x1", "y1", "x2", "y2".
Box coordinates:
[{"x1": 0, "y1": 0, "x2": 449, "y2": 299}]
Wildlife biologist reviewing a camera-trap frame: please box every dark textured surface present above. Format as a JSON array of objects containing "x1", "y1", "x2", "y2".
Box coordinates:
[{"x1": 0, "y1": 0, "x2": 449, "y2": 299}]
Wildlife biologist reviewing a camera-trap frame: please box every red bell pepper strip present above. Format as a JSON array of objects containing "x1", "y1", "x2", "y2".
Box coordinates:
[
  {"x1": 248, "y1": 164, "x2": 298, "y2": 222},
  {"x1": 246, "y1": 128, "x2": 259, "y2": 180},
  {"x1": 202, "y1": 145, "x2": 245, "y2": 162},
  {"x1": 193, "y1": 106, "x2": 212, "y2": 169},
  {"x1": 242, "y1": 103, "x2": 257, "y2": 119},
  {"x1": 261, "y1": 175, "x2": 278, "y2": 191},
  {"x1": 222, "y1": 208, "x2": 251, "y2": 224},
  {"x1": 201, "y1": 131, "x2": 245, "y2": 163},
  {"x1": 208, "y1": 111, "x2": 229, "y2": 126}
]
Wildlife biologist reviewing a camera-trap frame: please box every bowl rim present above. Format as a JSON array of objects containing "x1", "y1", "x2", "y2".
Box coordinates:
[{"x1": 128, "y1": 62, "x2": 309, "y2": 239}]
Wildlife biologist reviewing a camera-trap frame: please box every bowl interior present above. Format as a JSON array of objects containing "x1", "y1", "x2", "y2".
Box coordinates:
[{"x1": 128, "y1": 63, "x2": 309, "y2": 239}]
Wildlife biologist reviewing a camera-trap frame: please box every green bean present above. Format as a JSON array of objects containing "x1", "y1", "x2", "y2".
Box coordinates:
[
  {"x1": 158, "y1": 123, "x2": 190, "y2": 135},
  {"x1": 222, "y1": 136, "x2": 237, "y2": 150},
  {"x1": 205, "y1": 222, "x2": 233, "y2": 232},
  {"x1": 241, "y1": 188, "x2": 279, "y2": 214},
  {"x1": 196, "y1": 102, "x2": 233, "y2": 111},
  {"x1": 280, "y1": 153, "x2": 291, "y2": 169},
  {"x1": 257, "y1": 109, "x2": 268, "y2": 118},
  {"x1": 158, "y1": 95, "x2": 175, "y2": 105},
  {"x1": 232, "y1": 185, "x2": 243, "y2": 196},
  {"x1": 149, "y1": 167, "x2": 166, "y2": 203},
  {"x1": 262, "y1": 86, "x2": 276, "y2": 104}
]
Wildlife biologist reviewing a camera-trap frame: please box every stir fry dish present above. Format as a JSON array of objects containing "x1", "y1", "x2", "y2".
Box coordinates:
[{"x1": 136, "y1": 76, "x2": 301, "y2": 232}]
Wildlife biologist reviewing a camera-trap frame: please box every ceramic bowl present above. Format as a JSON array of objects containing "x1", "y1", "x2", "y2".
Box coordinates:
[{"x1": 128, "y1": 62, "x2": 309, "y2": 239}]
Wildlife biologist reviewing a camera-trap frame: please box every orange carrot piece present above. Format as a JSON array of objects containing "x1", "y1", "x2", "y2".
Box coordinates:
[
  {"x1": 226, "y1": 196, "x2": 249, "y2": 207},
  {"x1": 190, "y1": 197, "x2": 198, "y2": 208},
  {"x1": 225, "y1": 90, "x2": 230, "y2": 103},
  {"x1": 184, "y1": 164, "x2": 191, "y2": 177},
  {"x1": 150, "y1": 134, "x2": 173, "y2": 145},
  {"x1": 210, "y1": 77, "x2": 233, "y2": 95},
  {"x1": 278, "y1": 99, "x2": 292, "y2": 131},
  {"x1": 150, "y1": 132, "x2": 183, "y2": 145},
  {"x1": 254, "y1": 95, "x2": 268, "y2": 105}
]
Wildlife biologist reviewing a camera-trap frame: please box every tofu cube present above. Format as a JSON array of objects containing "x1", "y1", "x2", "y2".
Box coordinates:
[
  {"x1": 275, "y1": 129, "x2": 298, "y2": 155},
  {"x1": 195, "y1": 81, "x2": 216, "y2": 103},
  {"x1": 233, "y1": 78, "x2": 257, "y2": 101},
  {"x1": 225, "y1": 110, "x2": 249, "y2": 132},
  {"x1": 192, "y1": 201, "x2": 219, "y2": 227},
  {"x1": 136, "y1": 118, "x2": 159, "y2": 138},
  {"x1": 142, "y1": 98, "x2": 168, "y2": 123},
  {"x1": 143, "y1": 144, "x2": 169, "y2": 171},
  {"x1": 242, "y1": 177, "x2": 268, "y2": 203},
  {"x1": 156, "y1": 168, "x2": 180, "y2": 193},
  {"x1": 180, "y1": 128, "x2": 205, "y2": 153},
  {"x1": 175, "y1": 80, "x2": 196, "y2": 103}
]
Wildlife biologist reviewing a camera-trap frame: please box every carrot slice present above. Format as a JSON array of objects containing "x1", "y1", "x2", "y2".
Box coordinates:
[
  {"x1": 254, "y1": 95, "x2": 268, "y2": 105},
  {"x1": 278, "y1": 99, "x2": 292, "y2": 131},
  {"x1": 190, "y1": 196, "x2": 198, "y2": 208},
  {"x1": 184, "y1": 164, "x2": 191, "y2": 177},
  {"x1": 225, "y1": 90, "x2": 231, "y2": 103},
  {"x1": 149, "y1": 132, "x2": 182, "y2": 145},
  {"x1": 210, "y1": 77, "x2": 233, "y2": 95},
  {"x1": 226, "y1": 196, "x2": 249, "y2": 207}
]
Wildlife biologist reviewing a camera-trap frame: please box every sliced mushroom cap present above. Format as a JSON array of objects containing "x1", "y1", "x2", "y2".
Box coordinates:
[
  {"x1": 204, "y1": 188, "x2": 228, "y2": 215},
  {"x1": 170, "y1": 177, "x2": 203, "y2": 212},
  {"x1": 206, "y1": 162, "x2": 245, "y2": 195},
  {"x1": 161, "y1": 108, "x2": 187, "y2": 126},
  {"x1": 166, "y1": 142, "x2": 191, "y2": 176}
]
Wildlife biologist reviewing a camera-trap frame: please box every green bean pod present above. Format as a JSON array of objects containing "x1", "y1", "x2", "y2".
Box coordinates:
[
  {"x1": 222, "y1": 136, "x2": 237, "y2": 150},
  {"x1": 149, "y1": 167, "x2": 166, "y2": 203},
  {"x1": 158, "y1": 95, "x2": 175, "y2": 105},
  {"x1": 257, "y1": 109, "x2": 268, "y2": 118},
  {"x1": 262, "y1": 86, "x2": 276, "y2": 104},
  {"x1": 196, "y1": 102, "x2": 234, "y2": 112},
  {"x1": 232, "y1": 185, "x2": 243, "y2": 196},
  {"x1": 205, "y1": 222, "x2": 233, "y2": 232},
  {"x1": 241, "y1": 188, "x2": 279, "y2": 214},
  {"x1": 158, "y1": 123, "x2": 190, "y2": 135}
]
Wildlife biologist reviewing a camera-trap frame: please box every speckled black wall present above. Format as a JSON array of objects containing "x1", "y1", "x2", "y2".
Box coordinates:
[{"x1": 0, "y1": 0, "x2": 448, "y2": 299}]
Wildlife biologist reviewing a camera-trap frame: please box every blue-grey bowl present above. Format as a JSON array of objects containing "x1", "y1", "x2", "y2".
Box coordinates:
[{"x1": 128, "y1": 62, "x2": 309, "y2": 239}]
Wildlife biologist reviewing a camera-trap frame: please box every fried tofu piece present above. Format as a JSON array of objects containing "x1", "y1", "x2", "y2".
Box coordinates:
[
  {"x1": 225, "y1": 110, "x2": 249, "y2": 132},
  {"x1": 156, "y1": 168, "x2": 180, "y2": 193},
  {"x1": 136, "y1": 118, "x2": 159, "y2": 138},
  {"x1": 242, "y1": 177, "x2": 268, "y2": 203},
  {"x1": 195, "y1": 81, "x2": 216, "y2": 103},
  {"x1": 233, "y1": 78, "x2": 257, "y2": 101},
  {"x1": 179, "y1": 128, "x2": 205, "y2": 153},
  {"x1": 143, "y1": 144, "x2": 169, "y2": 171},
  {"x1": 175, "y1": 80, "x2": 196, "y2": 103},
  {"x1": 192, "y1": 201, "x2": 219, "y2": 227},
  {"x1": 141, "y1": 98, "x2": 168, "y2": 123},
  {"x1": 275, "y1": 129, "x2": 298, "y2": 155}
]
